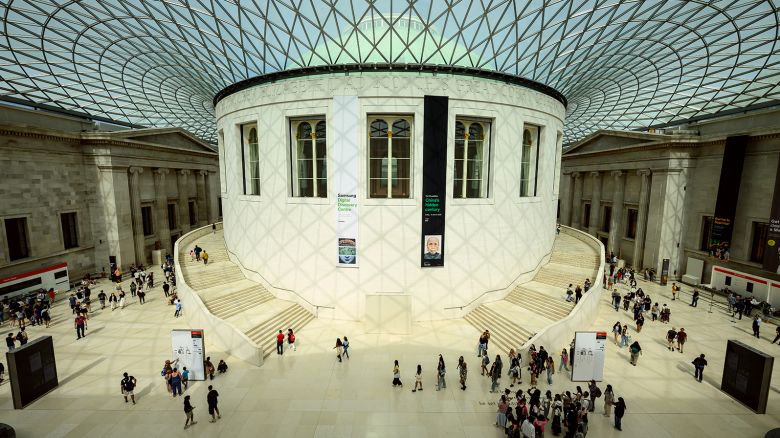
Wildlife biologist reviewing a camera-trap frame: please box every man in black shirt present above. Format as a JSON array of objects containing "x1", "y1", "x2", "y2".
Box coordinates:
[
  {"x1": 772, "y1": 325, "x2": 780, "y2": 344},
  {"x1": 207, "y1": 385, "x2": 220, "y2": 422},
  {"x1": 5, "y1": 333, "x2": 15, "y2": 352},
  {"x1": 121, "y1": 372, "x2": 137, "y2": 404},
  {"x1": 692, "y1": 354, "x2": 708, "y2": 382}
]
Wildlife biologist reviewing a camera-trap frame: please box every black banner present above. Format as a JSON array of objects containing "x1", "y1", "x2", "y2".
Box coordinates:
[
  {"x1": 421, "y1": 95, "x2": 448, "y2": 267},
  {"x1": 660, "y1": 258, "x2": 670, "y2": 286},
  {"x1": 709, "y1": 136, "x2": 748, "y2": 252},
  {"x1": 763, "y1": 156, "x2": 780, "y2": 272}
]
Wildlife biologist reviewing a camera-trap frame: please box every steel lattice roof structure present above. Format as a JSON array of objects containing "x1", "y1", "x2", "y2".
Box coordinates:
[{"x1": 1, "y1": 0, "x2": 779, "y2": 144}]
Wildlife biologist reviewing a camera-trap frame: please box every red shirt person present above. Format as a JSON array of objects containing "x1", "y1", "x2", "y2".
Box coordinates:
[
  {"x1": 276, "y1": 330, "x2": 285, "y2": 355},
  {"x1": 75, "y1": 314, "x2": 87, "y2": 339}
]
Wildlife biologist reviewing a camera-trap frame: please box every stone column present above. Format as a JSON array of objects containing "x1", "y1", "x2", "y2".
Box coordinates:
[
  {"x1": 571, "y1": 172, "x2": 583, "y2": 229},
  {"x1": 559, "y1": 172, "x2": 573, "y2": 226},
  {"x1": 204, "y1": 171, "x2": 214, "y2": 223},
  {"x1": 153, "y1": 168, "x2": 172, "y2": 256},
  {"x1": 632, "y1": 169, "x2": 652, "y2": 269},
  {"x1": 607, "y1": 170, "x2": 626, "y2": 255},
  {"x1": 128, "y1": 167, "x2": 147, "y2": 265},
  {"x1": 196, "y1": 170, "x2": 208, "y2": 226},
  {"x1": 177, "y1": 170, "x2": 191, "y2": 235},
  {"x1": 588, "y1": 171, "x2": 602, "y2": 236}
]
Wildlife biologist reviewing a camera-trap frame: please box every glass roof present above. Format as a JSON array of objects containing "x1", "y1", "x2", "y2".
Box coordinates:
[{"x1": 1, "y1": 0, "x2": 779, "y2": 144}]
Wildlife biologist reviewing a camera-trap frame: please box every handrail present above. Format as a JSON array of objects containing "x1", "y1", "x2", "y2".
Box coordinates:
[{"x1": 443, "y1": 246, "x2": 554, "y2": 311}]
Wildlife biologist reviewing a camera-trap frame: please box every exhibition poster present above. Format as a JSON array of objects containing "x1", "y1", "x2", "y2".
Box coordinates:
[
  {"x1": 333, "y1": 95, "x2": 360, "y2": 266},
  {"x1": 171, "y1": 329, "x2": 206, "y2": 380},
  {"x1": 571, "y1": 331, "x2": 607, "y2": 381}
]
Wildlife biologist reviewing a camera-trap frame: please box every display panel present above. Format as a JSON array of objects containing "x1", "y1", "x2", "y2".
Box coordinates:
[
  {"x1": 721, "y1": 339, "x2": 773, "y2": 413},
  {"x1": 571, "y1": 331, "x2": 606, "y2": 382},
  {"x1": 7, "y1": 336, "x2": 58, "y2": 409},
  {"x1": 171, "y1": 329, "x2": 206, "y2": 381}
]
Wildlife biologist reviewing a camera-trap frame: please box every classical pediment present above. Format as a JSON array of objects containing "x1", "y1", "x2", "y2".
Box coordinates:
[
  {"x1": 111, "y1": 129, "x2": 216, "y2": 153},
  {"x1": 564, "y1": 131, "x2": 668, "y2": 155}
]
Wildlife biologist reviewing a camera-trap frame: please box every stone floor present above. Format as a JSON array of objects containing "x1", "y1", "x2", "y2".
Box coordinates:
[{"x1": 0, "y1": 266, "x2": 779, "y2": 437}]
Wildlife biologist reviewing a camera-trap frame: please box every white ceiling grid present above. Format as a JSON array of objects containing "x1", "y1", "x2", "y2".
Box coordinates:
[{"x1": 1, "y1": 0, "x2": 778, "y2": 143}]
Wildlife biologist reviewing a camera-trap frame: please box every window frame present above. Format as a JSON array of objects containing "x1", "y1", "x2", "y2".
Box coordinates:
[
  {"x1": 583, "y1": 203, "x2": 591, "y2": 229},
  {"x1": 700, "y1": 215, "x2": 714, "y2": 251},
  {"x1": 367, "y1": 115, "x2": 414, "y2": 199},
  {"x1": 188, "y1": 200, "x2": 197, "y2": 226},
  {"x1": 625, "y1": 208, "x2": 639, "y2": 240},
  {"x1": 4, "y1": 216, "x2": 31, "y2": 261},
  {"x1": 520, "y1": 124, "x2": 541, "y2": 197},
  {"x1": 167, "y1": 203, "x2": 177, "y2": 231},
  {"x1": 60, "y1": 211, "x2": 79, "y2": 250},
  {"x1": 141, "y1": 205, "x2": 154, "y2": 237},
  {"x1": 289, "y1": 117, "x2": 328, "y2": 198},
  {"x1": 601, "y1": 205, "x2": 612, "y2": 233},
  {"x1": 240, "y1": 123, "x2": 260, "y2": 196},
  {"x1": 453, "y1": 118, "x2": 492, "y2": 199},
  {"x1": 750, "y1": 221, "x2": 769, "y2": 263}
]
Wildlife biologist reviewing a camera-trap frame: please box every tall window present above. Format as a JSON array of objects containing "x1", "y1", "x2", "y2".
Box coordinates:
[
  {"x1": 750, "y1": 222, "x2": 769, "y2": 263},
  {"x1": 520, "y1": 124, "x2": 540, "y2": 197},
  {"x1": 141, "y1": 206, "x2": 154, "y2": 236},
  {"x1": 242, "y1": 123, "x2": 260, "y2": 195},
  {"x1": 625, "y1": 208, "x2": 639, "y2": 239},
  {"x1": 291, "y1": 119, "x2": 327, "y2": 197},
  {"x1": 369, "y1": 117, "x2": 412, "y2": 198},
  {"x1": 454, "y1": 119, "x2": 491, "y2": 198},
  {"x1": 167, "y1": 204, "x2": 177, "y2": 230},
  {"x1": 61, "y1": 212, "x2": 79, "y2": 249},
  {"x1": 700, "y1": 216, "x2": 714, "y2": 251},
  {"x1": 188, "y1": 201, "x2": 197, "y2": 226},
  {"x1": 601, "y1": 206, "x2": 612, "y2": 233},
  {"x1": 583, "y1": 203, "x2": 591, "y2": 228},
  {"x1": 5, "y1": 217, "x2": 30, "y2": 261}
]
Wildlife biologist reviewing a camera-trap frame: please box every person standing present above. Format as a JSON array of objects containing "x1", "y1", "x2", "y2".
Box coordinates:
[
  {"x1": 98, "y1": 290, "x2": 106, "y2": 309},
  {"x1": 212, "y1": 223, "x2": 216, "y2": 234},
  {"x1": 690, "y1": 289, "x2": 699, "y2": 307},
  {"x1": 489, "y1": 354, "x2": 501, "y2": 393},
  {"x1": 204, "y1": 357, "x2": 215, "y2": 380},
  {"x1": 170, "y1": 368, "x2": 183, "y2": 397},
  {"x1": 437, "y1": 354, "x2": 447, "y2": 391},
  {"x1": 287, "y1": 329, "x2": 296, "y2": 352},
  {"x1": 692, "y1": 354, "x2": 708, "y2": 382},
  {"x1": 109, "y1": 292, "x2": 117, "y2": 311},
  {"x1": 671, "y1": 282, "x2": 678, "y2": 301},
  {"x1": 612, "y1": 289, "x2": 621, "y2": 311},
  {"x1": 207, "y1": 385, "x2": 220, "y2": 422},
  {"x1": 119, "y1": 291, "x2": 126, "y2": 309},
  {"x1": 183, "y1": 395, "x2": 197, "y2": 429},
  {"x1": 635, "y1": 313, "x2": 645, "y2": 333},
  {"x1": 481, "y1": 351, "x2": 490, "y2": 376},
  {"x1": 138, "y1": 287, "x2": 146, "y2": 305},
  {"x1": 546, "y1": 356, "x2": 555, "y2": 385},
  {"x1": 612, "y1": 321, "x2": 622, "y2": 345},
  {"x1": 75, "y1": 313, "x2": 87, "y2": 340},
  {"x1": 603, "y1": 384, "x2": 614, "y2": 417},
  {"x1": 413, "y1": 364, "x2": 423, "y2": 392},
  {"x1": 666, "y1": 327, "x2": 678, "y2": 351},
  {"x1": 619, "y1": 324, "x2": 629, "y2": 348},
  {"x1": 174, "y1": 299, "x2": 182, "y2": 317},
  {"x1": 392, "y1": 360, "x2": 403, "y2": 387},
  {"x1": 6, "y1": 333, "x2": 15, "y2": 352},
  {"x1": 334, "y1": 338, "x2": 343, "y2": 362},
  {"x1": 163, "y1": 282, "x2": 171, "y2": 298},
  {"x1": 130, "y1": 281, "x2": 137, "y2": 298},
  {"x1": 202, "y1": 250, "x2": 209, "y2": 265},
  {"x1": 559, "y1": 348, "x2": 569, "y2": 372},
  {"x1": 753, "y1": 315, "x2": 762, "y2": 338},
  {"x1": 677, "y1": 328, "x2": 687, "y2": 353},
  {"x1": 457, "y1": 356, "x2": 467, "y2": 390},
  {"x1": 612, "y1": 397, "x2": 627, "y2": 431},
  {"x1": 342, "y1": 335, "x2": 349, "y2": 359},
  {"x1": 120, "y1": 372, "x2": 137, "y2": 404},
  {"x1": 588, "y1": 380, "x2": 600, "y2": 412},
  {"x1": 629, "y1": 341, "x2": 642, "y2": 366},
  {"x1": 276, "y1": 330, "x2": 285, "y2": 355}
]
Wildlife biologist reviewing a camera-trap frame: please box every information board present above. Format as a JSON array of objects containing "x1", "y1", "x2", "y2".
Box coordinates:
[
  {"x1": 171, "y1": 329, "x2": 205, "y2": 380},
  {"x1": 571, "y1": 331, "x2": 607, "y2": 381},
  {"x1": 7, "y1": 336, "x2": 58, "y2": 409}
]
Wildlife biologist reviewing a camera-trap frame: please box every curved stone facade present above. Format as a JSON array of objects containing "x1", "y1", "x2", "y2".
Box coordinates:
[{"x1": 215, "y1": 72, "x2": 566, "y2": 321}]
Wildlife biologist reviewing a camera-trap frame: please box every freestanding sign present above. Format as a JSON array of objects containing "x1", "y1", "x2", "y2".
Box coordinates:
[
  {"x1": 7, "y1": 336, "x2": 58, "y2": 409},
  {"x1": 171, "y1": 329, "x2": 206, "y2": 380},
  {"x1": 571, "y1": 331, "x2": 607, "y2": 381}
]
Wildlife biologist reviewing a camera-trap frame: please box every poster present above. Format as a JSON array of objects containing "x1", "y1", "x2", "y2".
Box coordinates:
[
  {"x1": 171, "y1": 329, "x2": 205, "y2": 380},
  {"x1": 762, "y1": 157, "x2": 780, "y2": 273},
  {"x1": 421, "y1": 95, "x2": 448, "y2": 267},
  {"x1": 708, "y1": 136, "x2": 747, "y2": 253},
  {"x1": 571, "y1": 331, "x2": 607, "y2": 381},
  {"x1": 333, "y1": 96, "x2": 360, "y2": 267},
  {"x1": 660, "y1": 258, "x2": 670, "y2": 286}
]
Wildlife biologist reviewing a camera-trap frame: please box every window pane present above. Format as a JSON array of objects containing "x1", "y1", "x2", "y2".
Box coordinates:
[
  {"x1": 316, "y1": 179, "x2": 327, "y2": 198},
  {"x1": 455, "y1": 121, "x2": 465, "y2": 139},
  {"x1": 369, "y1": 138, "x2": 388, "y2": 158},
  {"x1": 298, "y1": 139, "x2": 312, "y2": 158},
  {"x1": 391, "y1": 138, "x2": 410, "y2": 158},
  {"x1": 393, "y1": 178, "x2": 410, "y2": 197},
  {"x1": 392, "y1": 119, "x2": 410, "y2": 137},
  {"x1": 315, "y1": 159, "x2": 327, "y2": 179},
  {"x1": 315, "y1": 121, "x2": 326, "y2": 139},
  {"x1": 454, "y1": 159, "x2": 464, "y2": 180},
  {"x1": 298, "y1": 178, "x2": 313, "y2": 197},
  {"x1": 6, "y1": 218, "x2": 30, "y2": 260},
  {"x1": 370, "y1": 120, "x2": 388, "y2": 137},
  {"x1": 369, "y1": 178, "x2": 387, "y2": 197},
  {"x1": 298, "y1": 122, "x2": 312, "y2": 139},
  {"x1": 315, "y1": 138, "x2": 326, "y2": 158}
]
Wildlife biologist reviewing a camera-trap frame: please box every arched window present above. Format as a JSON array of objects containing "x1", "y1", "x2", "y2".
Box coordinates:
[
  {"x1": 291, "y1": 118, "x2": 327, "y2": 197},
  {"x1": 240, "y1": 123, "x2": 260, "y2": 195},
  {"x1": 520, "y1": 125, "x2": 539, "y2": 197},
  {"x1": 369, "y1": 117, "x2": 412, "y2": 198},
  {"x1": 454, "y1": 119, "x2": 491, "y2": 198}
]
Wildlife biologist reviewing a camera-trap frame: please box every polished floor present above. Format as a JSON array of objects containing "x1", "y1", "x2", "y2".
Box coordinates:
[{"x1": 0, "y1": 267, "x2": 778, "y2": 437}]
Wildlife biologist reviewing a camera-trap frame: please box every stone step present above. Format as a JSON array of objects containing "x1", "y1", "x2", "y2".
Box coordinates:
[
  {"x1": 258, "y1": 309, "x2": 315, "y2": 359},
  {"x1": 504, "y1": 287, "x2": 573, "y2": 321},
  {"x1": 183, "y1": 265, "x2": 244, "y2": 289},
  {"x1": 245, "y1": 303, "x2": 314, "y2": 344},
  {"x1": 509, "y1": 286, "x2": 574, "y2": 313},
  {"x1": 204, "y1": 285, "x2": 275, "y2": 320},
  {"x1": 464, "y1": 306, "x2": 535, "y2": 357}
]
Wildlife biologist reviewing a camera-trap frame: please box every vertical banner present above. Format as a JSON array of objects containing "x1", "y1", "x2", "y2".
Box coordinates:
[
  {"x1": 421, "y1": 95, "x2": 448, "y2": 267},
  {"x1": 763, "y1": 157, "x2": 780, "y2": 273},
  {"x1": 333, "y1": 96, "x2": 360, "y2": 266},
  {"x1": 709, "y1": 136, "x2": 748, "y2": 252},
  {"x1": 660, "y1": 258, "x2": 670, "y2": 285},
  {"x1": 571, "y1": 331, "x2": 607, "y2": 381},
  {"x1": 171, "y1": 329, "x2": 206, "y2": 380}
]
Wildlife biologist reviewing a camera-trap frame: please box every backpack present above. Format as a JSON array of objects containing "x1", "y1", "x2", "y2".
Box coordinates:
[{"x1": 594, "y1": 387, "x2": 602, "y2": 398}]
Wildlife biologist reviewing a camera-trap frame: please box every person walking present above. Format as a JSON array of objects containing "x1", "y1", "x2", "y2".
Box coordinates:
[
  {"x1": 690, "y1": 289, "x2": 699, "y2": 307},
  {"x1": 546, "y1": 356, "x2": 555, "y2": 385},
  {"x1": 130, "y1": 281, "x2": 137, "y2": 298},
  {"x1": 489, "y1": 354, "x2": 501, "y2": 393},
  {"x1": 635, "y1": 313, "x2": 645, "y2": 333},
  {"x1": 629, "y1": 341, "x2": 642, "y2": 366},
  {"x1": 202, "y1": 250, "x2": 209, "y2": 265},
  {"x1": 334, "y1": 338, "x2": 343, "y2": 362},
  {"x1": 588, "y1": 380, "x2": 601, "y2": 412},
  {"x1": 120, "y1": 372, "x2": 137, "y2": 404},
  {"x1": 612, "y1": 321, "x2": 622, "y2": 345},
  {"x1": 170, "y1": 368, "x2": 183, "y2": 397},
  {"x1": 619, "y1": 324, "x2": 629, "y2": 348},
  {"x1": 287, "y1": 329, "x2": 296, "y2": 352},
  {"x1": 753, "y1": 315, "x2": 762, "y2": 338},
  {"x1": 612, "y1": 289, "x2": 621, "y2": 311},
  {"x1": 692, "y1": 354, "x2": 708, "y2": 382},
  {"x1": 613, "y1": 397, "x2": 627, "y2": 431},
  {"x1": 6, "y1": 332, "x2": 15, "y2": 352},
  {"x1": 392, "y1": 360, "x2": 403, "y2": 387},
  {"x1": 559, "y1": 348, "x2": 569, "y2": 372},
  {"x1": 212, "y1": 223, "x2": 216, "y2": 234},
  {"x1": 603, "y1": 384, "x2": 614, "y2": 417},
  {"x1": 342, "y1": 335, "x2": 350, "y2": 359},
  {"x1": 276, "y1": 330, "x2": 285, "y2": 355},
  {"x1": 204, "y1": 357, "x2": 215, "y2": 380},
  {"x1": 109, "y1": 292, "x2": 117, "y2": 311},
  {"x1": 772, "y1": 325, "x2": 780, "y2": 344},
  {"x1": 98, "y1": 290, "x2": 106, "y2": 309},
  {"x1": 183, "y1": 395, "x2": 197, "y2": 429},
  {"x1": 666, "y1": 327, "x2": 677, "y2": 351},
  {"x1": 478, "y1": 330, "x2": 489, "y2": 357},
  {"x1": 138, "y1": 287, "x2": 146, "y2": 305},
  {"x1": 677, "y1": 328, "x2": 687, "y2": 353},
  {"x1": 437, "y1": 354, "x2": 447, "y2": 391},
  {"x1": 458, "y1": 356, "x2": 467, "y2": 390},
  {"x1": 75, "y1": 313, "x2": 87, "y2": 340},
  {"x1": 207, "y1": 385, "x2": 220, "y2": 422},
  {"x1": 481, "y1": 351, "x2": 490, "y2": 376},
  {"x1": 174, "y1": 298, "x2": 182, "y2": 317},
  {"x1": 163, "y1": 282, "x2": 171, "y2": 297},
  {"x1": 119, "y1": 291, "x2": 126, "y2": 309},
  {"x1": 413, "y1": 364, "x2": 423, "y2": 392}
]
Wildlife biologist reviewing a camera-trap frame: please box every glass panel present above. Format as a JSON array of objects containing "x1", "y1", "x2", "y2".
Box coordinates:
[
  {"x1": 298, "y1": 139, "x2": 312, "y2": 158},
  {"x1": 298, "y1": 178, "x2": 313, "y2": 197},
  {"x1": 316, "y1": 179, "x2": 327, "y2": 198},
  {"x1": 315, "y1": 138, "x2": 326, "y2": 158},
  {"x1": 298, "y1": 122, "x2": 312, "y2": 139},
  {"x1": 297, "y1": 160, "x2": 312, "y2": 180},
  {"x1": 370, "y1": 138, "x2": 388, "y2": 158},
  {"x1": 454, "y1": 179, "x2": 463, "y2": 198},
  {"x1": 454, "y1": 138, "x2": 465, "y2": 161},
  {"x1": 370, "y1": 119, "x2": 388, "y2": 137},
  {"x1": 393, "y1": 178, "x2": 410, "y2": 197},
  {"x1": 454, "y1": 159, "x2": 464, "y2": 180},
  {"x1": 391, "y1": 138, "x2": 410, "y2": 158},
  {"x1": 249, "y1": 127, "x2": 257, "y2": 144},
  {"x1": 392, "y1": 119, "x2": 410, "y2": 137},
  {"x1": 369, "y1": 178, "x2": 387, "y2": 198},
  {"x1": 315, "y1": 121, "x2": 326, "y2": 139},
  {"x1": 455, "y1": 121, "x2": 465, "y2": 139},
  {"x1": 469, "y1": 123, "x2": 483, "y2": 140},
  {"x1": 315, "y1": 159, "x2": 327, "y2": 178}
]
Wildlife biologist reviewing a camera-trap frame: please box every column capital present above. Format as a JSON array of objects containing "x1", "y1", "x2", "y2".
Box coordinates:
[
  {"x1": 589, "y1": 171, "x2": 601, "y2": 178},
  {"x1": 128, "y1": 166, "x2": 144, "y2": 175},
  {"x1": 178, "y1": 169, "x2": 191, "y2": 176},
  {"x1": 198, "y1": 169, "x2": 210, "y2": 177},
  {"x1": 637, "y1": 169, "x2": 651, "y2": 177},
  {"x1": 572, "y1": 171, "x2": 582, "y2": 179},
  {"x1": 153, "y1": 167, "x2": 169, "y2": 175},
  {"x1": 611, "y1": 170, "x2": 624, "y2": 178}
]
